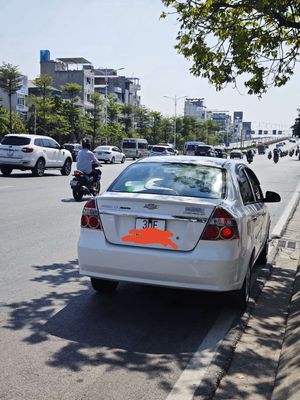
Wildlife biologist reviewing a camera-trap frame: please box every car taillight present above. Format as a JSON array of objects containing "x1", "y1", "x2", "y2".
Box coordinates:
[
  {"x1": 201, "y1": 207, "x2": 239, "y2": 240},
  {"x1": 22, "y1": 147, "x2": 34, "y2": 153},
  {"x1": 81, "y1": 199, "x2": 102, "y2": 230},
  {"x1": 74, "y1": 170, "x2": 81, "y2": 176}
]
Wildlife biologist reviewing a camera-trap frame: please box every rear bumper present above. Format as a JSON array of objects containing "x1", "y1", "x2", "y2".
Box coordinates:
[
  {"x1": 78, "y1": 229, "x2": 248, "y2": 292},
  {"x1": 0, "y1": 159, "x2": 35, "y2": 169}
]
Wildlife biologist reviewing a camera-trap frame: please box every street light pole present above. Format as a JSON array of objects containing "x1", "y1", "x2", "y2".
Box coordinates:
[{"x1": 163, "y1": 95, "x2": 187, "y2": 148}]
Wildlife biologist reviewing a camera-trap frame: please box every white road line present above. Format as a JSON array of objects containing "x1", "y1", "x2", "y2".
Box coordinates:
[
  {"x1": 271, "y1": 179, "x2": 300, "y2": 239},
  {"x1": 166, "y1": 310, "x2": 235, "y2": 400},
  {"x1": 0, "y1": 186, "x2": 13, "y2": 189}
]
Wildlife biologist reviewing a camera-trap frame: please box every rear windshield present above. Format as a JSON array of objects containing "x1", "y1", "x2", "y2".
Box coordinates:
[
  {"x1": 152, "y1": 146, "x2": 167, "y2": 152},
  {"x1": 196, "y1": 146, "x2": 211, "y2": 151},
  {"x1": 1, "y1": 136, "x2": 30, "y2": 146},
  {"x1": 109, "y1": 162, "x2": 226, "y2": 199},
  {"x1": 186, "y1": 144, "x2": 197, "y2": 151},
  {"x1": 122, "y1": 142, "x2": 136, "y2": 149}
]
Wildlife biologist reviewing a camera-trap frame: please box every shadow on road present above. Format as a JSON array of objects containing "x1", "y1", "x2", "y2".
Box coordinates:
[{"x1": 3, "y1": 258, "x2": 225, "y2": 384}]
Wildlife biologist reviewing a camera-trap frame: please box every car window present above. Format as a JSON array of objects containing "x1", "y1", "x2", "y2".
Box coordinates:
[
  {"x1": 47, "y1": 139, "x2": 59, "y2": 149},
  {"x1": 113, "y1": 147, "x2": 120, "y2": 152},
  {"x1": 108, "y1": 162, "x2": 226, "y2": 199},
  {"x1": 1, "y1": 136, "x2": 30, "y2": 146},
  {"x1": 34, "y1": 138, "x2": 43, "y2": 147},
  {"x1": 236, "y1": 167, "x2": 255, "y2": 204},
  {"x1": 244, "y1": 168, "x2": 263, "y2": 202}
]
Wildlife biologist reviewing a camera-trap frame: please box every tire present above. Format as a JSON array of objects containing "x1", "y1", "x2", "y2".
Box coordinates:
[
  {"x1": 256, "y1": 237, "x2": 269, "y2": 265},
  {"x1": 121, "y1": 156, "x2": 125, "y2": 163},
  {"x1": 72, "y1": 187, "x2": 83, "y2": 201},
  {"x1": 61, "y1": 158, "x2": 72, "y2": 176},
  {"x1": 92, "y1": 181, "x2": 101, "y2": 196},
  {"x1": 90, "y1": 277, "x2": 119, "y2": 293},
  {"x1": 110, "y1": 157, "x2": 115, "y2": 164},
  {"x1": 229, "y1": 264, "x2": 252, "y2": 310},
  {"x1": 32, "y1": 158, "x2": 45, "y2": 177},
  {"x1": 1, "y1": 167, "x2": 13, "y2": 176}
]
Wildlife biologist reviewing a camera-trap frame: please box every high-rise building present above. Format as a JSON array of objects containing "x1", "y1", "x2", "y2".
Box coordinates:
[{"x1": 184, "y1": 98, "x2": 206, "y2": 120}]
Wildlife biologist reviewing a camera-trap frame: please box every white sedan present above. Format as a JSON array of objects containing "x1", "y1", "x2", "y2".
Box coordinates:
[
  {"x1": 78, "y1": 156, "x2": 280, "y2": 308},
  {"x1": 93, "y1": 146, "x2": 125, "y2": 164}
]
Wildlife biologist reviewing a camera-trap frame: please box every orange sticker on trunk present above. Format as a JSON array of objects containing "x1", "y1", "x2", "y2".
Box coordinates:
[{"x1": 122, "y1": 227, "x2": 178, "y2": 250}]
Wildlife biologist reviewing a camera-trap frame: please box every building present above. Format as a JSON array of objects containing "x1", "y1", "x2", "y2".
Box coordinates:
[
  {"x1": 0, "y1": 75, "x2": 28, "y2": 118},
  {"x1": 94, "y1": 68, "x2": 141, "y2": 107},
  {"x1": 211, "y1": 112, "x2": 231, "y2": 131},
  {"x1": 184, "y1": 98, "x2": 206, "y2": 120},
  {"x1": 40, "y1": 50, "x2": 94, "y2": 110}
]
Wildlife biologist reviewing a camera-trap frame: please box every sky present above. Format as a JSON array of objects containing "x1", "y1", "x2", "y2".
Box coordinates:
[{"x1": 0, "y1": 0, "x2": 299, "y2": 133}]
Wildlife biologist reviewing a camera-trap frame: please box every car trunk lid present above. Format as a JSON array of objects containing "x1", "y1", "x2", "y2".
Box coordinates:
[{"x1": 96, "y1": 192, "x2": 222, "y2": 251}]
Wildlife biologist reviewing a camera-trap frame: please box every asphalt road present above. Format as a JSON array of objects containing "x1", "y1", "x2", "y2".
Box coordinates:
[{"x1": 0, "y1": 146, "x2": 299, "y2": 400}]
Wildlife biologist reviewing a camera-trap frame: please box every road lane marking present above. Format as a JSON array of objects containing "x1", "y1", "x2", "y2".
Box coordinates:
[
  {"x1": 271, "y1": 179, "x2": 300, "y2": 238},
  {"x1": 0, "y1": 186, "x2": 14, "y2": 189},
  {"x1": 166, "y1": 309, "x2": 235, "y2": 400}
]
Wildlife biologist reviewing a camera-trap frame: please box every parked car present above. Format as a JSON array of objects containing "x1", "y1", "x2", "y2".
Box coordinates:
[
  {"x1": 63, "y1": 143, "x2": 82, "y2": 161},
  {"x1": 214, "y1": 147, "x2": 228, "y2": 159},
  {"x1": 78, "y1": 156, "x2": 280, "y2": 308},
  {"x1": 195, "y1": 145, "x2": 216, "y2": 157},
  {"x1": 93, "y1": 146, "x2": 125, "y2": 164},
  {"x1": 230, "y1": 150, "x2": 244, "y2": 159},
  {"x1": 0, "y1": 134, "x2": 72, "y2": 177},
  {"x1": 149, "y1": 145, "x2": 174, "y2": 156}
]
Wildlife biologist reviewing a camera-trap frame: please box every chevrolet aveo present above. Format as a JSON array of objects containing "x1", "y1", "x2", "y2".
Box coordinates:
[{"x1": 78, "y1": 156, "x2": 280, "y2": 308}]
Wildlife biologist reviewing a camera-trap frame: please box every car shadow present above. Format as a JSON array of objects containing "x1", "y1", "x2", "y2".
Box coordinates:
[{"x1": 3, "y1": 258, "x2": 226, "y2": 378}]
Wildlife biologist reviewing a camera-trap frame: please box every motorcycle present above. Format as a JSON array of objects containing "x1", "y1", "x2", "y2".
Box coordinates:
[
  {"x1": 246, "y1": 155, "x2": 253, "y2": 164},
  {"x1": 273, "y1": 153, "x2": 279, "y2": 163},
  {"x1": 267, "y1": 151, "x2": 272, "y2": 160},
  {"x1": 70, "y1": 164, "x2": 101, "y2": 201}
]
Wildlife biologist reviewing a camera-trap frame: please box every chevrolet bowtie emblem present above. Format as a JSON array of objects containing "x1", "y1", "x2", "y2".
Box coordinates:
[{"x1": 144, "y1": 203, "x2": 159, "y2": 210}]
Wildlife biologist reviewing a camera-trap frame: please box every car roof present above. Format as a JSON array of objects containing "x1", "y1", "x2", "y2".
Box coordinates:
[
  {"x1": 4, "y1": 133, "x2": 56, "y2": 140},
  {"x1": 139, "y1": 155, "x2": 232, "y2": 168}
]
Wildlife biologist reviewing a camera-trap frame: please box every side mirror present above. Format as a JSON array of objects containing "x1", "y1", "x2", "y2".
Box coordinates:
[
  {"x1": 263, "y1": 191, "x2": 281, "y2": 203},
  {"x1": 60, "y1": 145, "x2": 65, "y2": 150}
]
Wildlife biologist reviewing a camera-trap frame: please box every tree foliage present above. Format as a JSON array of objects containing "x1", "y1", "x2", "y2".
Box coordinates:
[
  {"x1": 161, "y1": 0, "x2": 300, "y2": 95},
  {"x1": 0, "y1": 62, "x2": 23, "y2": 133}
]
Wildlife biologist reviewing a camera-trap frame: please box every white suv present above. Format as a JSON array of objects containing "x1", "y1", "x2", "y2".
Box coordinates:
[{"x1": 0, "y1": 134, "x2": 73, "y2": 177}]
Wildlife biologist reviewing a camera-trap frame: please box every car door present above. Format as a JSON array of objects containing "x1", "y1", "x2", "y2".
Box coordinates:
[
  {"x1": 236, "y1": 165, "x2": 262, "y2": 259},
  {"x1": 40, "y1": 138, "x2": 55, "y2": 166},
  {"x1": 113, "y1": 147, "x2": 121, "y2": 162},
  {"x1": 244, "y1": 167, "x2": 268, "y2": 253},
  {"x1": 48, "y1": 138, "x2": 63, "y2": 167}
]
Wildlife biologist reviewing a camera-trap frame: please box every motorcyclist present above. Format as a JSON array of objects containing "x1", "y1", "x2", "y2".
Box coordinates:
[
  {"x1": 246, "y1": 149, "x2": 253, "y2": 160},
  {"x1": 76, "y1": 138, "x2": 101, "y2": 183}
]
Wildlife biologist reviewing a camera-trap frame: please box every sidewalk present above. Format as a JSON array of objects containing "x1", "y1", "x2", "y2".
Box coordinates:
[{"x1": 211, "y1": 200, "x2": 300, "y2": 400}]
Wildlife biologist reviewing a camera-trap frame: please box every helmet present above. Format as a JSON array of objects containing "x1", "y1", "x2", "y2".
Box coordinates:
[{"x1": 82, "y1": 138, "x2": 91, "y2": 150}]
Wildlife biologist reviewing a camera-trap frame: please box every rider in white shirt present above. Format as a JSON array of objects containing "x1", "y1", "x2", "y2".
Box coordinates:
[{"x1": 77, "y1": 139, "x2": 101, "y2": 182}]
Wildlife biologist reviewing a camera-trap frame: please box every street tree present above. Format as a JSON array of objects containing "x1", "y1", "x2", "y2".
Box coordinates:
[
  {"x1": 292, "y1": 109, "x2": 300, "y2": 138},
  {"x1": 0, "y1": 62, "x2": 23, "y2": 133},
  {"x1": 33, "y1": 74, "x2": 54, "y2": 131},
  {"x1": 161, "y1": 1, "x2": 300, "y2": 95},
  {"x1": 61, "y1": 83, "x2": 82, "y2": 139},
  {"x1": 89, "y1": 92, "x2": 104, "y2": 147}
]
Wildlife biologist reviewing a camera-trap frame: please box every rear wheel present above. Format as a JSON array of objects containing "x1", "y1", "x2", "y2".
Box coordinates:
[
  {"x1": 1, "y1": 167, "x2": 12, "y2": 176},
  {"x1": 61, "y1": 158, "x2": 72, "y2": 176},
  {"x1": 229, "y1": 264, "x2": 251, "y2": 309},
  {"x1": 121, "y1": 156, "x2": 125, "y2": 163},
  {"x1": 72, "y1": 187, "x2": 83, "y2": 201},
  {"x1": 32, "y1": 158, "x2": 45, "y2": 177},
  {"x1": 90, "y1": 277, "x2": 119, "y2": 293},
  {"x1": 256, "y1": 237, "x2": 269, "y2": 265}
]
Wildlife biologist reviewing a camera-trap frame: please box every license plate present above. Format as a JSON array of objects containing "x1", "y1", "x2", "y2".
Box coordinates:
[{"x1": 135, "y1": 218, "x2": 165, "y2": 230}]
